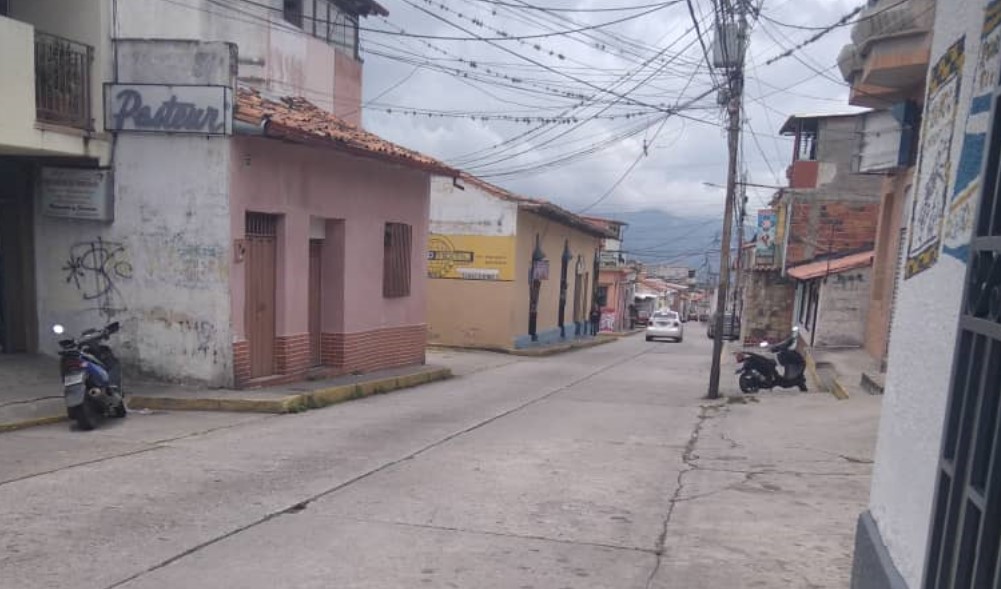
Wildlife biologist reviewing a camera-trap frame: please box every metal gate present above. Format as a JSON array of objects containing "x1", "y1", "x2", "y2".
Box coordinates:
[
  {"x1": 308, "y1": 239, "x2": 323, "y2": 367},
  {"x1": 245, "y1": 213, "x2": 278, "y2": 379},
  {"x1": 923, "y1": 87, "x2": 1001, "y2": 588}
]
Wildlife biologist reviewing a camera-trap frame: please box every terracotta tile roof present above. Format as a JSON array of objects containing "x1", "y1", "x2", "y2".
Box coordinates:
[
  {"x1": 459, "y1": 173, "x2": 612, "y2": 238},
  {"x1": 787, "y1": 250, "x2": 874, "y2": 281},
  {"x1": 234, "y1": 87, "x2": 456, "y2": 176}
]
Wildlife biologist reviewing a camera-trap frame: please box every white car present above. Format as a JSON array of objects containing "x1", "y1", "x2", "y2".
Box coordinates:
[{"x1": 646, "y1": 310, "x2": 684, "y2": 342}]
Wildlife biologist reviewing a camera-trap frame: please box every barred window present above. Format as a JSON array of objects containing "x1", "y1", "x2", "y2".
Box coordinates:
[{"x1": 383, "y1": 223, "x2": 412, "y2": 298}]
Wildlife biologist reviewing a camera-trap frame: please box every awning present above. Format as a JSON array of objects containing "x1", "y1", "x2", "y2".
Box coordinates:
[{"x1": 787, "y1": 250, "x2": 874, "y2": 281}]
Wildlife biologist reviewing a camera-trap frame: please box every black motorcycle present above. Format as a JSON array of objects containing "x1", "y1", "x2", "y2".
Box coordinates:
[
  {"x1": 54, "y1": 322, "x2": 127, "y2": 430},
  {"x1": 734, "y1": 327, "x2": 808, "y2": 393}
]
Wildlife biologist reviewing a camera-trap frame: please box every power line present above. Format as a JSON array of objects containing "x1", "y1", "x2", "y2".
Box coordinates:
[{"x1": 468, "y1": 0, "x2": 684, "y2": 12}]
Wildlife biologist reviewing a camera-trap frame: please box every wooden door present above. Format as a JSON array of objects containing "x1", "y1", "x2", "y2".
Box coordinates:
[
  {"x1": 245, "y1": 213, "x2": 277, "y2": 379},
  {"x1": 308, "y1": 239, "x2": 323, "y2": 367}
]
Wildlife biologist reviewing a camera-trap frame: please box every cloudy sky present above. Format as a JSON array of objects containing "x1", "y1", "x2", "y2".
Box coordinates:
[{"x1": 358, "y1": 0, "x2": 865, "y2": 221}]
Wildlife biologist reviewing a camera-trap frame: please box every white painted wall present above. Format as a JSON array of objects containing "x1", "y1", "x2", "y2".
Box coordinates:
[
  {"x1": 867, "y1": 1, "x2": 987, "y2": 586},
  {"x1": 814, "y1": 266, "x2": 871, "y2": 348},
  {"x1": 430, "y1": 176, "x2": 518, "y2": 237},
  {"x1": 116, "y1": 0, "x2": 355, "y2": 116},
  {"x1": 34, "y1": 41, "x2": 235, "y2": 386}
]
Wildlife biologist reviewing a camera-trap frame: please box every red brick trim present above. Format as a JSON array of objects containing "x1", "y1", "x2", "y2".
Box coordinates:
[
  {"x1": 322, "y1": 324, "x2": 426, "y2": 374},
  {"x1": 233, "y1": 341, "x2": 251, "y2": 387},
  {"x1": 275, "y1": 333, "x2": 311, "y2": 376}
]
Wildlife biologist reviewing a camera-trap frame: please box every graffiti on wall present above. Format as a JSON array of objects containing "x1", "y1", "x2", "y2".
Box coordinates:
[
  {"x1": 62, "y1": 237, "x2": 133, "y2": 316},
  {"x1": 906, "y1": 37, "x2": 965, "y2": 279},
  {"x1": 944, "y1": 1, "x2": 1001, "y2": 261}
]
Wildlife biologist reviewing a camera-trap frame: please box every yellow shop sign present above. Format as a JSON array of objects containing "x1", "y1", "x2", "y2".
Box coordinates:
[{"x1": 428, "y1": 234, "x2": 516, "y2": 281}]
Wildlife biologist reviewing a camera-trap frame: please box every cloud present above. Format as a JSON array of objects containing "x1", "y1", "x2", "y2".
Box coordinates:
[{"x1": 361, "y1": 0, "x2": 862, "y2": 217}]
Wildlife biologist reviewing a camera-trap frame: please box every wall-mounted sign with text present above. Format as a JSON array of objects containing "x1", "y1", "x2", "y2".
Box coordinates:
[
  {"x1": 39, "y1": 167, "x2": 114, "y2": 222},
  {"x1": 104, "y1": 84, "x2": 232, "y2": 135}
]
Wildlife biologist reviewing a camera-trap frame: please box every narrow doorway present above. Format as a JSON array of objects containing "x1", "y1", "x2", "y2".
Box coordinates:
[
  {"x1": 245, "y1": 213, "x2": 278, "y2": 379},
  {"x1": 0, "y1": 161, "x2": 36, "y2": 354}
]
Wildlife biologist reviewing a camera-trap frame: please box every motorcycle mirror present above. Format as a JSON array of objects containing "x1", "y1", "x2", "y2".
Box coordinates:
[
  {"x1": 52, "y1": 324, "x2": 65, "y2": 335},
  {"x1": 759, "y1": 341, "x2": 769, "y2": 348}
]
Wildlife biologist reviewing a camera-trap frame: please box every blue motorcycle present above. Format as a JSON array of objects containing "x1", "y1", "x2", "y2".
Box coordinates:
[{"x1": 53, "y1": 322, "x2": 126, "y2": 430}]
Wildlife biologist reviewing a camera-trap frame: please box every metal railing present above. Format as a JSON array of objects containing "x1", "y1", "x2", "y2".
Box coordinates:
[{"x1": 34, "y1": 31, "x2": 92, "y2": 129}]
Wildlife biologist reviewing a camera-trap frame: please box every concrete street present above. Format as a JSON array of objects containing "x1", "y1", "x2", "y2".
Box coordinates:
[{"x1": 0, "y1": 334, "x2": 880, "y2": 588}]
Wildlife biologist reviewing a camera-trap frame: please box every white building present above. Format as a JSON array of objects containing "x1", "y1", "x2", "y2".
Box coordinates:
[{"x1": 848, "y1": 0, "x2": 1001, "y2": 587}]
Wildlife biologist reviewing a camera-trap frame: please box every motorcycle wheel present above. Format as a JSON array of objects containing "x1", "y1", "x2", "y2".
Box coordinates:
[
  {"x1": 738, "y1": 372, "x2": 760, "y2": 394},
  {"x1": 69, "y1": 402, "x2": 99, "y2": 431},
  {"x1": 112, "y1": 401, "x2": 127, "y2": 418}
]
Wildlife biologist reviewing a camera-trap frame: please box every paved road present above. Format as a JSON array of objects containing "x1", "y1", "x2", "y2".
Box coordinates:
[{"x1": 0, "y1": 332, "x2": 878, "y2": 588}]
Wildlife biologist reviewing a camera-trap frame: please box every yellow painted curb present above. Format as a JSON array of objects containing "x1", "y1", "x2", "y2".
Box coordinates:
[
  {"x1": 802, "y1": 347, "x2": 825, "y2": 393},
  {"x1": 128, "y1": 368, "x2": 453, "y2": 415},
  {"x1": 831, "y1": 378, "x2": 850, "y2": 400},
  {"x1": 0, "y1": 415, "x2": 66, "y2": 434}
]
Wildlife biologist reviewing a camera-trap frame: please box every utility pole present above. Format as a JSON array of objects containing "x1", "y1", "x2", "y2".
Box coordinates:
[
  {"x1": 730, "y1": 173, "x2": 747, "y2": 321},
  {"x1": 707, "y1": 0, "x2": 747, "y2": 400}
]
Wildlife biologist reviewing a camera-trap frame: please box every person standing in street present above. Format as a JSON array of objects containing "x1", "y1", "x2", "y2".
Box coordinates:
[{"x1": 589, "y1": 304, "x2": 601, "y2": 336}]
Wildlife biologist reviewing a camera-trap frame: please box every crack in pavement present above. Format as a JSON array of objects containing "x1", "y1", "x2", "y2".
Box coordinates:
[
  {"x1": 644, "y1": 402, "x2": 726, "y2": 589},
  {"x1": 103, "y1": 345, "x2": 656, "y2": 589},
  {"x1": 335, "y1": 516, "x2": 660, "y2": 555}
]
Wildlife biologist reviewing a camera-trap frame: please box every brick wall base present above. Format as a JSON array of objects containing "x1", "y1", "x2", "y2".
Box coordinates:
[
  {"x1": 235, "y1": 325, "x2": 426, "y2": 388},
  {"x1": 233, "y1": 341, "x2": 250, "y2": 387},
  {"x1": 275, "y1": 333, "x2": 311, "y2": 375},
  {"x1": 322, "y1": 324, "x2": 427, "y2": 374}
]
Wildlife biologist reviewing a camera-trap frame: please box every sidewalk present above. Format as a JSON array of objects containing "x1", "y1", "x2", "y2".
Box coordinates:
[
  {"x1": 1, "y1": 361, "x2": 451, "y2": 432},
  {"x1": 657, "y1": 389, "x2": 882, "y2": 587}
]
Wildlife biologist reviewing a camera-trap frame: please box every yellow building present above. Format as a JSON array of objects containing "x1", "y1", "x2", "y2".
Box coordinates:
[{"x1": 427, "y1": 174, "x2": 609, "y2": 350}]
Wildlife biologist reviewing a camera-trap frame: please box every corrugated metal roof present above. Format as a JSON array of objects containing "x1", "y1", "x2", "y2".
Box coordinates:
[
  {"x1": 234, "y1": 87, "x2": 456, "y2": 176},
  {"x1": 787, "y1": 250, "x2": 874, "y2": 280}
]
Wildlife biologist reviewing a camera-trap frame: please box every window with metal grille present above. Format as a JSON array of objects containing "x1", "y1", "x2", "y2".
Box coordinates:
[
  {"x1": 246, "y1": 212, "x2": 278, "y2": 237},
  {"x1": 923, "y1": 87, "x2": 1001, "y2": 589},
  {"x1": 383, "y1": 223, "x2": 411, "y2": 298},
  {"x1": 283, "y1": 0, "x2": 303, "y2": 28}
]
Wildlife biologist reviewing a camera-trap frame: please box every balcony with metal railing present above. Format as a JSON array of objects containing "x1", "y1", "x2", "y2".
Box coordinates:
[
  {"x1": 0, "y1": 13, "x2": 105, "y2": 158},
  {"x1": 837, "y1": 0, "x2": 935, "y2": 108},
  {"x1": 34, "y1": 31, "x2": 92, "y2": 130}
]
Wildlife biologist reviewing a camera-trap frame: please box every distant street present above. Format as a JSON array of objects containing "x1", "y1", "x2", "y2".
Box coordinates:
[{"x1": 0, "y1": 332, "x2": 879, "y2": 588}]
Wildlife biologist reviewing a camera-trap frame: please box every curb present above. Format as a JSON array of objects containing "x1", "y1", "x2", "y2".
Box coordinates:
[
  {"x1": 128, "y1": 367, "x2": 453, "y2": 415},
  {"x1": 430, "y1": 335, "x2": 617, "y2": 358},
  {"x1": 831, "y1": 378, "x2": 850, "y2": 400},
  {"x1": 508, "y1": 335, "x2": 617, "y2": 357},
  {"x1": 0, "y1": 415, "x2": 66, "y2": 434}
]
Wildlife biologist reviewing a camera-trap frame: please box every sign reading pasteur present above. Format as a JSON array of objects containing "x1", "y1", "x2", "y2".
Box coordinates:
[
  {"x1": 427, "y1": 234, "x2": 516, "y2": 281},
  {"x1": 104, "y1": 84, "x2": 232, "y2": 135}
]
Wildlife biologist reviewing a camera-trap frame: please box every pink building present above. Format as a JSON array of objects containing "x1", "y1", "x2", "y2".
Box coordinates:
[{"x1": 230, "y1": 90, "x2": 454, "y2": 386}]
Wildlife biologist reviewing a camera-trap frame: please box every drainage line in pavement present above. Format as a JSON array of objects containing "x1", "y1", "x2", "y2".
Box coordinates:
[{"x1": 105, "y1": 346, "x2": 656, "y2": 589}]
